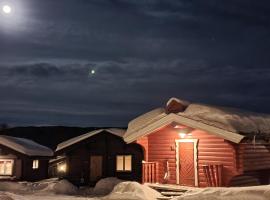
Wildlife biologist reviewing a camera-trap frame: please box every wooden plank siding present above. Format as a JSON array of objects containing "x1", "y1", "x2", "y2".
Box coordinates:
[
  {"x1": 136, "y1": 137, "x2": 149, "y2": 161},
  {"x1": 136, "y1": 125, "x2": 238, "y2": 187},
  {"x1": 56, "y1": 132, "x2": 144, "y2": 186},
  {"x1": 237, "y1": 143, "x2": 270, "y2": 172},
  {"x1": 0, "y1": 144, "x2": 51, "y2": 181}
]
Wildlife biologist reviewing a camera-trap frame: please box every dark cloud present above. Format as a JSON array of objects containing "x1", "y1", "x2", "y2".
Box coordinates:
[{"x1": 0, "y1": 0, "x2": 270, "y2": 126}]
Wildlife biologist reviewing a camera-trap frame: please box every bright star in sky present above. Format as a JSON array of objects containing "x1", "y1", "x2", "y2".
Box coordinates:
[
  {"x1": 89, "y1": 69, "x2": 95, "y2": 76},
  {"x1": 2, "y1": 5, "x2": 11, "y2": 14}
]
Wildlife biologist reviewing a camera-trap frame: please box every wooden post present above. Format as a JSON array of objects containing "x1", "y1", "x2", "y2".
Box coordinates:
[{"x1": 210, "y1": 165, "x2": 216, "y2": 186}]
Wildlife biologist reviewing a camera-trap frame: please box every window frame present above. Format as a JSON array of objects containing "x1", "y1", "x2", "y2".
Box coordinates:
[
  {"x1": 32, "y1": 159, "x2": 39, "y2": 169},
  {"x1": 116, "y1": 155, "x2": 132, "y2": 172},
  {"x1": 0, "y1": 159, "x2": 14, "y2": 176}
]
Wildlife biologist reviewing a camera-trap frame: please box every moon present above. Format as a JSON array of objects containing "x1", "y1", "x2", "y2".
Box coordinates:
[{"x1": 2, "y1": 5, "x2": 12, "y2": 14}]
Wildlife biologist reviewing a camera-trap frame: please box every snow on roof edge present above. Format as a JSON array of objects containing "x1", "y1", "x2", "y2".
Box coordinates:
[
  {"x1": 124, "y1": 113, "x2": 245, "y2": 144},
  {"x1": 56, "y1": 128, "x2": 126, "y2": 152},
  {"x1": 124, "y1": 97, "x2": 270, "y2": 144},
  {"x1": 0, "y1": 135, "x2": 53, "y2": 157}
]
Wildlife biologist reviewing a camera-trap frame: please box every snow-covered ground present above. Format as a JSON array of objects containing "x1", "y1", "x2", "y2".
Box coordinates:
[
  {"x1": 1, "y1": 178, "x2": 270, "y2": 200},
  {"x1": 175, "y1": 185, "x2": 270, "y2": 200},
  {"x1": 0, "y1": 178, "x2": 159, "y2": 200}
]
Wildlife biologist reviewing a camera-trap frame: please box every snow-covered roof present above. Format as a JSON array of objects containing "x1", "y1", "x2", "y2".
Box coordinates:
[
  {"x1": 56, "y1": 128, "x2": 126, "y2": 152},
  {"x1": 124, "y1": 98, "x2": 270, "y2": 144},
  {"x1": 49, "y1": 156, "x2": 66, "y2": 163},
  {"x1": 0, "y1": 135, "x2": 53, "y2": 157}
]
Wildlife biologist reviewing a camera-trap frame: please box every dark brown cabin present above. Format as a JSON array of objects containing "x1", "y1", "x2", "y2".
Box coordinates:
[
  {"x1": 50, "y1": 129, "x2": 144, "y2": 186},
  {"x1": 0, "y1": 135, "x2": 53, "y2": 181},
  {"x1": 123, "y1": 97, "x2": 270, "y2": 187}
]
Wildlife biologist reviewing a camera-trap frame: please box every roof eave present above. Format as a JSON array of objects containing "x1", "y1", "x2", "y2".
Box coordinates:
[{"x1": 124, "y1": 113, "x2": 245, "y2": 144}]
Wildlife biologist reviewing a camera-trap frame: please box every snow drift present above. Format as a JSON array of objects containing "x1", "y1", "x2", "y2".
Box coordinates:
[
  {"x1": 92, "y1": 177, "x2": 123, "y2": 196},
  {"x1": 0, "y1": 179, "x2": 77, "y2": 195},
  {"x1": 0, "y1": 193, "x2": 14, "y2": 200},
  {"x1": 104, "y1": 181, "x2": 160, "y2": 200},
  {"x1": 173, "y1": 185, "x2": 270, "y2": 200}
]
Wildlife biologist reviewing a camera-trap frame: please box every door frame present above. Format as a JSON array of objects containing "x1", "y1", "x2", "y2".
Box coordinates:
[{"x1": 175, "y1": 139, "x2": 199, "y2": 186}]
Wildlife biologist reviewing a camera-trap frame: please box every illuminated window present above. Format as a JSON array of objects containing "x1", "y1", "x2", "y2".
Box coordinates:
[
  {"x1": 0, "y1": 159, "x2": 13, "y2": 175},
  {"x1": 116, "y1": 155, "x2": 132, "y2": 172},
  {"x1": 32, "y1": 160, "x2": 39, "y2": 169}
]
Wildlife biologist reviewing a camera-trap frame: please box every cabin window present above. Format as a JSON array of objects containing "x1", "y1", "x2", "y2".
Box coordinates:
[
  {"x1": 32, "y1": 160, "x2": 39, "y2": 169},
  {"x1": 116, "y1": 155, "x2": 132, "y2": 172},
  {"x1": 0, "y1": 159, "x2": 13, "y2": 175}
]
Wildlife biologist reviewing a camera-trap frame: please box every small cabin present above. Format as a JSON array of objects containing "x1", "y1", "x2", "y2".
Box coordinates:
[
  {"x1": 0, "y1": 135, "x2": 53, "y2": 181},
  {"x1": 123, "y1": 97, "x2": 270, "y2": 187},
  {"x1": 50, "y1": 129, "x2": 143, "y2": 186}
]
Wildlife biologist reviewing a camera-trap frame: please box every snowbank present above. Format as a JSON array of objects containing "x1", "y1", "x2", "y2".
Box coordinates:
[
  {"x1": 0, "y1": 193, "x2": 14, "y2": 200},
  {"x1": 92, "y1": 177, "x2": 123, "y2": 196},
  {"x1": 40, "y1": 179, "x2": 78, "y2": 195},
  {"x1": 173, "y1": 185, "x2": 270, "y2": 200},
  {"x1": 0, "y1": 179, "x2": 77, "y2": 195},
  {"x1": 104, "y1": 181, "x2": 160, "y2": 200}
]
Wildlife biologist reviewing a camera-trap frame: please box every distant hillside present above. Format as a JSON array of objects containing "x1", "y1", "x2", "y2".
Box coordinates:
[{"x1": 0, "y1": 126, "x2": 125, "y2": 150}]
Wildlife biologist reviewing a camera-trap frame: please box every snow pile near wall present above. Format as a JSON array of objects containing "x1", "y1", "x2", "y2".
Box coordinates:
[
  {"x1": 173, "y1": 185, "x2": 270, "y2": 200},
  {"x1": 104, "y1": 181, "x2": 160, "y2": 200},
  {"x1": 92, "y1": 177, "x2": 123, "y2": 196},
  {"x1": 40, "y1": 179, "x2": 78, "y2": 195}
]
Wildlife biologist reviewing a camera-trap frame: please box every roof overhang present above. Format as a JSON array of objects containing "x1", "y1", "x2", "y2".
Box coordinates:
[
  {"x1": 56, "y1": 128, "x2": 125, "y2": 152},
  {"x1": 124, "y1": 113, "x2": 245, "y2": 144}
]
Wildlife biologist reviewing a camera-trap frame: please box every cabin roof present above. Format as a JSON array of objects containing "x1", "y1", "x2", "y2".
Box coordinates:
[
  {"x1": 55, "y1": 128, "x2": 126, "y2": 152},
  {"x1": 0, "y1": 135, "x2": 54, "y2": 157},
  {"x1": 124, "y1": 97, "x2": 270, "y2": 144}
]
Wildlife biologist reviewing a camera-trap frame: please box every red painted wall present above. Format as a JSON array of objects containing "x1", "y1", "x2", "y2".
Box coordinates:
[
  {"x1": 136, "y1": 136, "x2": 148, "y2": 161},
  {"x1": 136, "y1": 124, "x2": 238, "y2": 186}
]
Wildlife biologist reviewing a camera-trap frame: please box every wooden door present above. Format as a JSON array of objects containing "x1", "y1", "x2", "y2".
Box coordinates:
[
  {"x1": 90, "y1": 156, "x2": 103, "y2": 182},
  {"x1": 179, "y1": 142, "x2": 195, "y2": 186}
]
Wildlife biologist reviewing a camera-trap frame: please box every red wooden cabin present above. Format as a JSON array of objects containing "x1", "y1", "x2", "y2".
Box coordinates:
[{"x1": 123, "y1": 98, "x2": 270, "y2": 187}]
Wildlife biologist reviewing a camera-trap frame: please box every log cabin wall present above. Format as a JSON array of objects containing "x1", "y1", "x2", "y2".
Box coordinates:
[
  {"x1": 136, "y1": 136, "x2": 148, "y2": 161},
  {"x1": 58, "y1": 132, "x2": 144, "y2": 186},
  {"x1": 236, "y1": 142, "x2": 270, "y2": 185},
  {"x1": 22, "y1": 158, "x2": 49, "y2": 181},
  {"x1": 237, "y1": 143, "x2": 270, "y2": 172},
  {"x1": 0, "y1": 144, "x2": 50, "y2": 181},
  {"x1": 136, "y1": 124, "x2": 239, "y2": 186}
]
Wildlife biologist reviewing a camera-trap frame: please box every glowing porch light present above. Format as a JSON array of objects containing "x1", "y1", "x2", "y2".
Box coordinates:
[
  {"x1": 57, "y1": 163, "x2": 67, "y2": 173},
  {"x1": 179, "y1": 132, "x2": 187, "y2": 138},
  {"x1": 174, "y1": 124, "x2": 186, "y2": 129}
]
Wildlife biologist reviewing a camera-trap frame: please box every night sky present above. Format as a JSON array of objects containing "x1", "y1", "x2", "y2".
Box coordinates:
[{"x1": 1, "y1": 0, "x2": 270, "y2": 127}]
